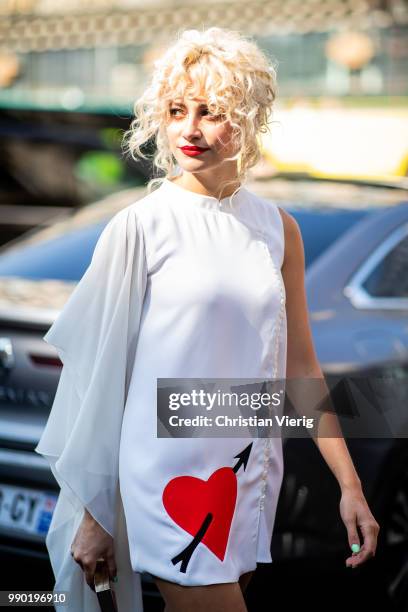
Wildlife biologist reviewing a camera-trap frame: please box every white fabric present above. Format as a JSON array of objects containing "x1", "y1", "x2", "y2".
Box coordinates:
[
  {"x1": 35, "y1": 177, "x2": 287, "y2": 606},
  {"x1": 119, "y1": 178, "x2": 287, "y2": 586},
  {"x1": 35, "y1": 206, "x2": 147, "y2": 611}
]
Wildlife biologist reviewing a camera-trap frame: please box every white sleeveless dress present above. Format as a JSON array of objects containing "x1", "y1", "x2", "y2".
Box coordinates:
[
  {"x1": 119, "y1": 178, "x2": 287, "y2": 586},
  {"x1": 35, "y1": 176, "x2": 287, "y2": 610}
]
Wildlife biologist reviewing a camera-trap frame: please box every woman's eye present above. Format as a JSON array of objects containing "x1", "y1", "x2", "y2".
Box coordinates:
[
  {"x1": 169, "y1": 107, "x2": 223, "y2": 121},
  {"x1": 202, "y1": 109, "x2": 219, "y2": 119},
  {"x1": 206, "y1": 110, "x2": 225, "y2": 121}
]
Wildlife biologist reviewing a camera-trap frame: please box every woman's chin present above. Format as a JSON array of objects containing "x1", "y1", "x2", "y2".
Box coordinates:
[{"x1": 177, "y1": 160, "x2": 215, "y2": 174}]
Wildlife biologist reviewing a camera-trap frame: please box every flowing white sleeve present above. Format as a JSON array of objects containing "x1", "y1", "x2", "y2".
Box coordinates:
[{"x1": 34, "y1": 205, "x2": 147, "y2": 612}]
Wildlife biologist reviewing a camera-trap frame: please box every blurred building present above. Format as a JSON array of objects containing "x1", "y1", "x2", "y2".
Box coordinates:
[{"x1": 0, "y1": 0, "x2": 407, "y2": 110}]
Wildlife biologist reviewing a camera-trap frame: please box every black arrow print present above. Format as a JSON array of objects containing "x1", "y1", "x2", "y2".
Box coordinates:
[
  {"x1": 232, "y1": 442, "x2": 253, "y2": 473},
  {"x1": 171, "y1": 512, "x2": 213, "y2": 573}
]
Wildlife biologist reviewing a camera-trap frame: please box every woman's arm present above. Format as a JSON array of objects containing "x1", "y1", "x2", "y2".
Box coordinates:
[{"x1": 279, "y1": 208, "x2": 380, "y2": 568}]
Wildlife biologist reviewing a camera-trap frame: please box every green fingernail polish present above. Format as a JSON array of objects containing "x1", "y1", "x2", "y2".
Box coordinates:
[{"x1": 351, "y1": 544, "x2": 360, "y2": 553}]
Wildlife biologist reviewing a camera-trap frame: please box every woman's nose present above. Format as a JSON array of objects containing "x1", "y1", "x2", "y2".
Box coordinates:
[{"x1": 181, "y1": 114, "x2": 202, "y2": 139}]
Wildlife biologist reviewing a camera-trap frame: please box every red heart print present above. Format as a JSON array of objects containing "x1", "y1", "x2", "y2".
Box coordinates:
[{"x1": 162, "y1": 467, "x2": 237, "y2": 561}]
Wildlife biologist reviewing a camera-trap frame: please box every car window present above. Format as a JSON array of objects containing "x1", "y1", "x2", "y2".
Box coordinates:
[{"x1": 362, "y1": 234, "x2": 408, "y2": 298}]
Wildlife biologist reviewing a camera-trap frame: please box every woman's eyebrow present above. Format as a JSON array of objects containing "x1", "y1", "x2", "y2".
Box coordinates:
[{"x1": 170, "y1": 99, "x2": 208, "y2": 106}]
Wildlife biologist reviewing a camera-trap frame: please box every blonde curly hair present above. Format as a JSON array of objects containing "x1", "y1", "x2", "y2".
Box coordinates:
[{"x1": 123, "y1": 27, "x2": 277, "y2": 196}]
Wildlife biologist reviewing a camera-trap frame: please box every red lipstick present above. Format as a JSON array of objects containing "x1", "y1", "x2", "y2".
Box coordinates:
[{"x1": 180, "y1": 146, "x2": 210, "y2": 157}]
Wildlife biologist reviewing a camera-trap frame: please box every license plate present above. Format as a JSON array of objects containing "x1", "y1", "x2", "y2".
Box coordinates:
[{"x1": 0, "y1": 483, "x2": 57, "y2": 537}]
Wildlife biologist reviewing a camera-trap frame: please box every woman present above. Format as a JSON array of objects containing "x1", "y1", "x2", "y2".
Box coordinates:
[{"x1": 35, "y1": 27, "x2": 379, "y2": 612}]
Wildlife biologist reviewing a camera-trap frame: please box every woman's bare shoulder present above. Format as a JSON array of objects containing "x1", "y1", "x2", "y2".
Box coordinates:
[{"x1": 276, "y1": 206, "x2": 304, "y2": 270}]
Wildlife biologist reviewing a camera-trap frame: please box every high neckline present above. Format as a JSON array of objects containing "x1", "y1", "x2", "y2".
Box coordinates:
[{"x1": 160, "y1": 177, "x2": 246, "y2": 212}]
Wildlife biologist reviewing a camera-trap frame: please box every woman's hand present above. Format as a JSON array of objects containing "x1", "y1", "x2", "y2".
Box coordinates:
[
  {"x1": 339, "y1": 484, "x2": 380, "y2": 568},
  {"x1": 70, "y1": 509, "x2": 117, "y2": 591}
]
